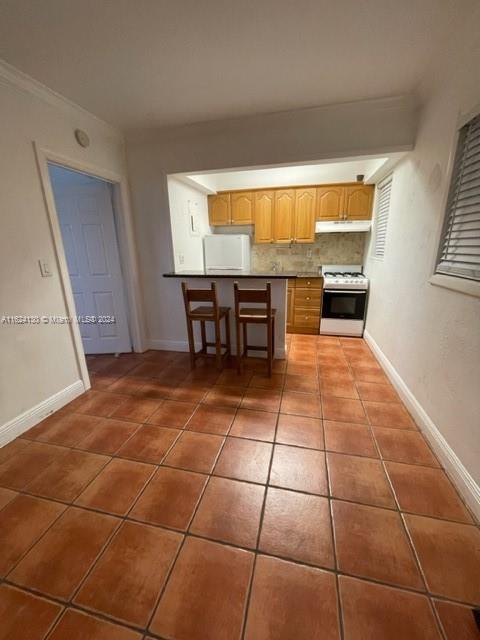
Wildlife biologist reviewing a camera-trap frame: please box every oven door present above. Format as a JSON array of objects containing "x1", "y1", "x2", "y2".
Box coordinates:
[{"x1": 322, "y1": 289, "x2": 367, "y2": 320}]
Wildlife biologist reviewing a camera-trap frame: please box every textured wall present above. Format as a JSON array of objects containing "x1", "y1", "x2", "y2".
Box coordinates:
[
  {"x1": 0, "y1": 72, "x2": 128, "y2": 429},
  {"x1": 251, "y1": 233, "x2": 365, "y2": 272},
  {"x1": 363, "y1": 5, "x2": 480, "y2": 487}
]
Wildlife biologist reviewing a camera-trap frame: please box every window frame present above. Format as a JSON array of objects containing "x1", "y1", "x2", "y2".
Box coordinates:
[
  {"x1": 371, "y1": 174, "x2": 393, "y2": 262},
  {"x1": 430, "y1": 106, "x2": 480, "y2": 299}
]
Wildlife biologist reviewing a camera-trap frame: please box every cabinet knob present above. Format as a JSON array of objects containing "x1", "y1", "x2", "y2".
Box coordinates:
[
  {"x1": 307, "y1": 281, "x2": 311, "y2": 285},
  {"x1": 306, "y1": 297, "x2": 310, "y2": 300}
]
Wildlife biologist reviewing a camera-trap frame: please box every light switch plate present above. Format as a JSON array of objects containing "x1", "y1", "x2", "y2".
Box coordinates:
[{"x1": 39, "y1": 260, "x2": 53, "y2": 277}]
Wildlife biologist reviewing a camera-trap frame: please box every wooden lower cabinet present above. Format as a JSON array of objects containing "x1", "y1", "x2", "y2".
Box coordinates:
[{"x1": 287, "y1": 277, "x2": 323, "y2": 335}]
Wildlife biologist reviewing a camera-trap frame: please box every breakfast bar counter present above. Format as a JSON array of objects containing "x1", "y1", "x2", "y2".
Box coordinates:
[
  {"x1": 163, "y1": 270, "x2": 316, "y2": 279},
  {"x1": 163, "y1": 271, "x2": 303, "y2": 358}
]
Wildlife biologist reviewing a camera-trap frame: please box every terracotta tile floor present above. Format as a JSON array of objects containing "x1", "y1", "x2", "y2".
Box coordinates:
[{"x1": 0, "y1": 335, "x2": 478, "y2": 640}]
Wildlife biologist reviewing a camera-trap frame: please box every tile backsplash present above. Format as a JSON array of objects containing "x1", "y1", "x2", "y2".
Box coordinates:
[{"x1": 251, "y1": 233, "x2": 366, "y2": 272}]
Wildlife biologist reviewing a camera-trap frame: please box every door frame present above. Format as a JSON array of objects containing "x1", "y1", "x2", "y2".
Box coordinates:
[{"x1": 33, "y1": 142, "x2": 145, "y2": 390}]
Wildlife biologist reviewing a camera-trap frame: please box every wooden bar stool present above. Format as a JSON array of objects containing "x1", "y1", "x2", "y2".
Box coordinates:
[
  {"x1": 181, "y1": 281, "x2": 231, "y2": 369},
  {"x1": 234, "y1": 281, "x2": 276, "y2": 376}
]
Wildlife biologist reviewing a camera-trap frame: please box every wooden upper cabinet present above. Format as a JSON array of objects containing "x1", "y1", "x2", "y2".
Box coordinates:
[
  {"x1": 273, "y1": 189, "x2": 295, "y2": 243},
  {"x1": 207, "y1": 182, "x2": 373, "y2": 232},
  {"x1": 231, "y1": 191, "x2": 254, "y2": 224},
  {"x1": 208, "y1": 193, "x2": 231, "y2": 225},
  {"x1": 316, "y1": 186, "x2": 344, "y2": 221},
  {"x1": 294, "y1": 188, "x2": 316, "y2": 243},
  {"x1": 254, "y1": 190, "x2": 274, "y2": 243},
  {"x1": 344, "y1": 185, "x2": 374, "y2": 220}
]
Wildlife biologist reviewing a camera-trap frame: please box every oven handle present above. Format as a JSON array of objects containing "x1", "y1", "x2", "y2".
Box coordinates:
[{"x1": 323, "y1": 289, "x2": 367, "y2": 294}]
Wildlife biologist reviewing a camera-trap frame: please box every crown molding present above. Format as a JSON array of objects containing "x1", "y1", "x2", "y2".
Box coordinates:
[{"x1": 0, "y1": 58, "x2": 123, "y2": 141}]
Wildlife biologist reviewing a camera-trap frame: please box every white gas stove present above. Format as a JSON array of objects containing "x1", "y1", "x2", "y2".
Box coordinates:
[
  {"x1": 320, "y1": 264, "x2": 369, "y2": 337},
  {"x1": 322, "y1": 264, "x2": 369, "y2": 291}
]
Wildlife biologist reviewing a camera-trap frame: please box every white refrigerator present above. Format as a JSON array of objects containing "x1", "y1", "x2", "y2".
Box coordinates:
[{"x1": 203, "y1": 234, "x2": 251, "y2": 271}]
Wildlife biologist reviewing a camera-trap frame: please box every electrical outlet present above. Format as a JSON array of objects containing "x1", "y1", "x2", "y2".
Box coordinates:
[
  {"x1": 179, "y1": 254, "x2": 185, "y2": 265},
  {"x1": 39, "y1": 260, "x2": 53, "y2": 277},
  {"x1": 306, "y1": 249, "x2": 312, "y2": 258}
]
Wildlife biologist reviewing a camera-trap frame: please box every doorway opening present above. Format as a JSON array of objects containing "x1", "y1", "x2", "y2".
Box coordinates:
[{"x1": 48, "y1": 163, "x2": 132, "y2": 356}]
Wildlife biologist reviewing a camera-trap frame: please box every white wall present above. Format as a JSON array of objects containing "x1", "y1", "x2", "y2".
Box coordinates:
[
  {"x1": 364, "y1": 7, "x2": 480, "y2": 492},
  {"x1": 0, "y1": 64, "x2": 131, "y2": 433},
  {"x1": 167, "y1": 178, "x2": 210, "y2": 271},
  {"x1": 128, "y1": 95, "x2": 416, "y2": 173},
  {"x1": 127, "y1": 96, "x2": 416, "y2": 349}
]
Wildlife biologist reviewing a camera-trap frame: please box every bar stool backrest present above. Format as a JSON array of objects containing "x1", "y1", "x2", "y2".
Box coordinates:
[
  {"x1": 182, "y1": 281, "x2": 220, "y2": 318},
  {"x1": 233, "y1": 281, "x2": 272, "y2": 318}
]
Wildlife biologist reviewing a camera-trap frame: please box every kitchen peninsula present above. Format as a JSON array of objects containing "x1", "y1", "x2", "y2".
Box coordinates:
[{"x1": 164, "y1": 270, "x2": 322, "y2": 357}]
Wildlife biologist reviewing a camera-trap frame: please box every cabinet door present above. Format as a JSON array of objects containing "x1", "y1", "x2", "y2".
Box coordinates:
[
  {"x1": 344, "y1": 185, "x2": 374, "y2": 220},
  {"x1": 208, "y1": 193, "x2": 231, "y2": 225},
  {"x1": 315, "y1": 186, "x2": 344, "y2": 220},
  {"x1": 273, "y1": 189, "x2": 295, "y2": 243},
  {"x1": 254, "y1": 191, "x2": 274, "y2": 243},
  {"x1": 294, "y1": 188, "x2": 316, "y2": 243},
  {"x1": 231, "y1": 191, "x2": 254, "y2": 225}
]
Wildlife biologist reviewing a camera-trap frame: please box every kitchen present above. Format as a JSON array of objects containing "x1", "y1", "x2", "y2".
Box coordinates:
[
  {"x1": 1, "y1": 4, "x2": 479, "y2": 636},
  {"x1": 164, "y1": 157, "x2": 394, "y2": 362}
]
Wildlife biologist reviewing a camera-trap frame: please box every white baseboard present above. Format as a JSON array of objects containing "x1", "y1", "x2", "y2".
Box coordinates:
[
  {"x1": 364, "y1": 330, "x2": 480, "y2": 520},
  {"x1": 147, "y1": 338, "x2": 286, "y2": 359},
  {"x1": 0, "y1": 380, "x2": 85, "y2": 447}
]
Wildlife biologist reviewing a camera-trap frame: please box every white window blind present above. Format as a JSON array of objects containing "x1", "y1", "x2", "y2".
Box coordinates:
[
  {"x1": 373, "y1": 176, "x2": 392, "y2": 259},
  {"x1": 436, "y1": 113, "x2": 480, "y2": 281}
]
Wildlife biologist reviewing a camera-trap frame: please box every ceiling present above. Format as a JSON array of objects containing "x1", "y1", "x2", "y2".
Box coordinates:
[
  {"x1": 0, "y1": 0, "x2": 472, "y2": 131},
  {"x1": 182, "y1": 157, "x2": 391, "y2": 192}
]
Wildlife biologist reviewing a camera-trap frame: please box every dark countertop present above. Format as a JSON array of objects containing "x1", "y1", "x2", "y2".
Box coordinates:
[{"x1": 163, "y1": 270, "x2": 322, "y2": 279}]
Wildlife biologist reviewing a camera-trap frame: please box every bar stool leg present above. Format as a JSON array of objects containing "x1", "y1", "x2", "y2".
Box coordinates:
[
  {"x1": 225, "y1": 311, "x2": 231, "y2": 359},
  {"x1": 186, "y1": 317, "x2": 196, "y2": 369},
  {"x1": 236, "y1": 318, "x2": 242, "y2": 373},
  {"x1": 200, "y1": 321, "x2": 207, "y2": 354},
  {"x1": 243, "y1": 323, "x2": 248, "y2": 357},
  {"x1": 215, "y1": 317, "x2": 222, "y2": 370},
  {"x1": 267, "y1": 317, "x2": 273, "y2": 377},
  {"x1": 272, "y1": 316, "x2": 275, "y2": 362}
]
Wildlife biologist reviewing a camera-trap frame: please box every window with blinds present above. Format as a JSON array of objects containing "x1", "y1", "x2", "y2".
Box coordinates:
[
  {"x1": 372, "y1": 176, "x2": 392, "y2": 259},
  {"x1": 436, "y1": 113, "x2": 480, "y2": 281}
]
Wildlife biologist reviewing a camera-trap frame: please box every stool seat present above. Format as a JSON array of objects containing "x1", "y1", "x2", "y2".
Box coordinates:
[{"x1": 191, "y1": 305, "x2": 230, "y2": 318}]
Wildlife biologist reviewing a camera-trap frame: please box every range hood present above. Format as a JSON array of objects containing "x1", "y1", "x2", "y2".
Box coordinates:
[{"x1": 315, "y1": 220, "x2": 371, "y2": 233}]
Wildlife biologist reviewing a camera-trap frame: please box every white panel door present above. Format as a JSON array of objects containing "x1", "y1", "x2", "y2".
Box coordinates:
[{"x1": 49, "y1": 167, "x2": 131, "y2": 354}]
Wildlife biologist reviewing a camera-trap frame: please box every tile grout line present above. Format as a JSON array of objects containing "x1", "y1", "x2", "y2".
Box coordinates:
[
  {"x1": 239, "y1": 398, "x2": 281, "y2": 640},
  {"x1": 322, "y1": 376, "x2": 346, "y2": 640},
  {"x1": 342, "y1": 339, "x2": 449, "y2": 640},
  {"x1": 20, "y1": 422, "x2": 456, "y2": 474},
  {"x1": 1, "y1": 343, "x2": 479, "y2": 639},
  {"x1": 142, "y1": 399, "x2": 238, "y2": 636},
  {"x1": 4, "y1": 449, "x2": 476, "y2": 528},
  {"x1": 4, "y1": 530, "x2": 480, "y2": 621}
]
